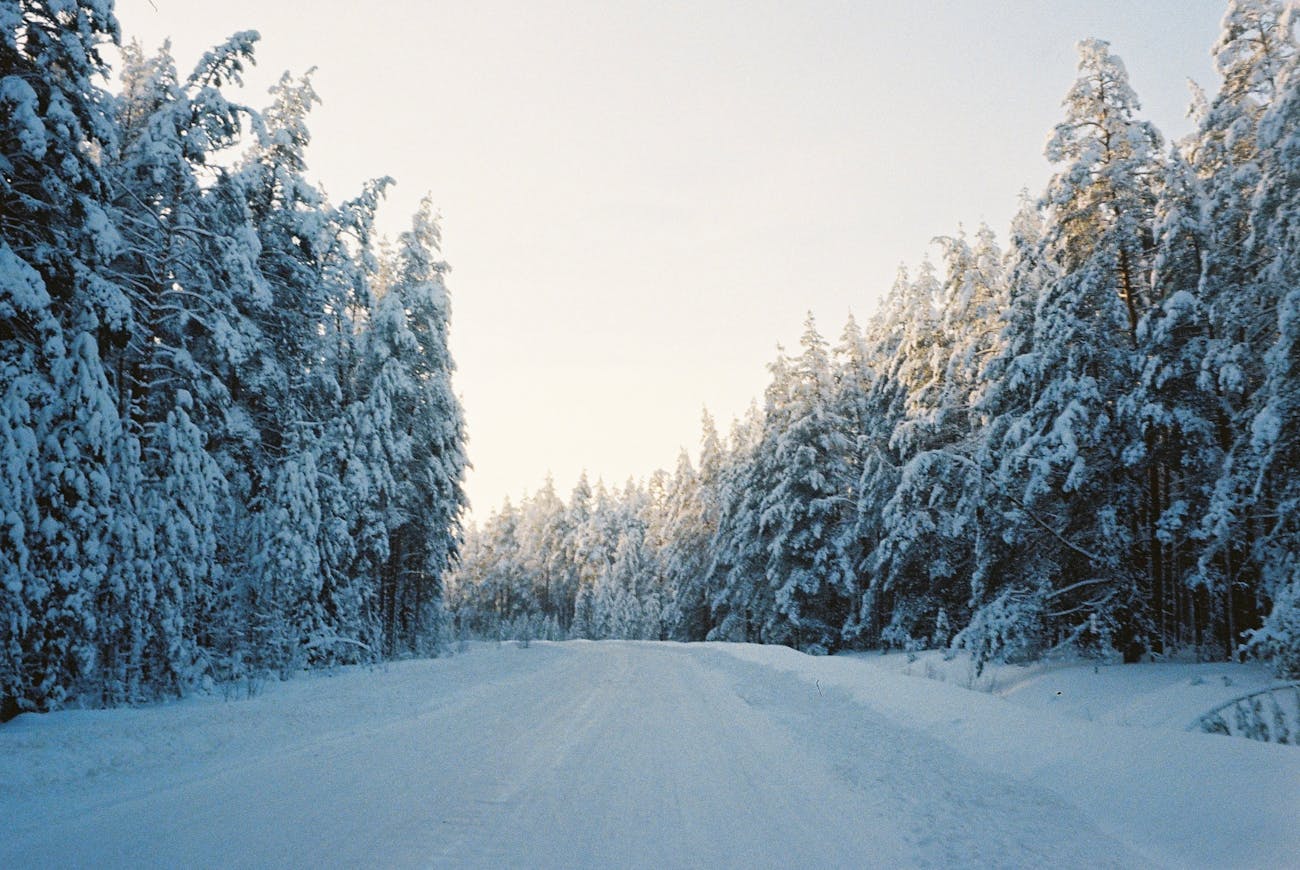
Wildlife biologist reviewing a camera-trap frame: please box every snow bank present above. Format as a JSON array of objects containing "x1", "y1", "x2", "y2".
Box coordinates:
[
  {"x1": 712, "y1": 643, "x2": 1300, "y2": 869},
  {"x1": 839, "y1": 648, "x2": 1282, "y2": 729}
]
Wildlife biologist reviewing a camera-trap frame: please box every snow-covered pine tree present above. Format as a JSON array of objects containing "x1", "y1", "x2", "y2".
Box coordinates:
[
  {"x1": 226, "y1": 70, "x2": 335, "y2": 676},
  {"x1": 1189, "y1": 0, "x2": 1296, "y2": 656},
  {"x1": 366, "y1": 199, "x2": 467, "y2": 655},
  {"x1": 517, "y1": 475, "x2": 568, "y2": 630},
  {"x1": 659, "y1": 416, "x2": 723, "y2": 641},
  {"x1": 1132, "y1": 145, "x2": 1220, "y2": 653},
  {"x1": 957, "y1": 200, "x2": 1059, "y2": 667},
  {"x1": 966, "y1": 40, "x2": 1165, "y2": 665},
  {"x1": 873, "y1": 230, "x2": 1007, "y2": 650},
  {"x1": 592, "y1": 481, "x2": 653, "y2": 639},
  {"x1": 706, "y1": 406, "x2": 768, "y2": 642},
  {"x1": 0, "y1": 0, "x2": 140, "y2": 715},
  {"x1": 827, "y1": 315, "x2": 873, "y2": 645},
  {"x1": 576, "y1": 480, "x2": 615, "y2": 638},
  {"x1": 758, "y1": 315, "x2": 856, "y2": 651},
  {"x1": 108, "y1": 32, "x2": 264, "y2": 695},
  {"x1": 560, "y1": 472, "x2": 595, "y2": 635},
  {"x1": 851, "y1": 268, "x2": 929, "y2": 648},
  {"x1": 484, "y1": 499, "x2": 526, "y2": 636},
  {"x1": 1244, "y1": 20, "x2": 1300, "y2": 675},
  {"x1": 311, "y1": 180, "x2": 391, "y2": 665}
]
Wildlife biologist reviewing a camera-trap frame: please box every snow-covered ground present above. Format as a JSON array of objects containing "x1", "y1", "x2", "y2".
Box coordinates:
[
  {"x1": 3, "y1": 642, "x2": 1296, "y2": 869},
  {"x1": 838, "y1": 647, "x2": 1284, "y2": 729}
]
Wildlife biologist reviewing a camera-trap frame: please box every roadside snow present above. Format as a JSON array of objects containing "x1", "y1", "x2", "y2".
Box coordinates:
[
  {"x1": 839, "y1": 648, "x2": 1283, "y2": 729},
  {"x1": 713, "y1": 643, "x2": 1300, "y2": 869}
]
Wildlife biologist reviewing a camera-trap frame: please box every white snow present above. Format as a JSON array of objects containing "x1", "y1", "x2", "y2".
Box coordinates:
[
  {"x1": 715, "y1": 643, "x2": 1300, "y2": 869},
  {"x1": 837, "y1": 647, "x2": 1284, "y2": 728},
  {"x1": 3, "y1": 641, "x2": 1297, "y2": 868}
]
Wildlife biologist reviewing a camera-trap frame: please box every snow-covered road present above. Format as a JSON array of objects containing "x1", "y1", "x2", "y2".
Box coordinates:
[
  {"x1": 5, "y1": 642, "x2": 1141, "y2": 868},
  {"x1": 2, "y1": 642, "x2": 1288, "y2": 868}
]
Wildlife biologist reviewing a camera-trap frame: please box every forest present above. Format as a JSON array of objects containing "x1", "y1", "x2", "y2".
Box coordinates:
[
  {"x1": 3, "y1": 2, "x2": 1299, "y2": 724},
  {"x1": 1, "y1": 2, "x2": 466, "y2": 719},
  {"x1": 451, "y1": 3, "x2": 1300, "y2": 679}
]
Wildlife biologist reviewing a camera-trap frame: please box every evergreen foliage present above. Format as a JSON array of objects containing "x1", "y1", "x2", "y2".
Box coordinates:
[{"x1": 1, "y1": 4, "x2": 466, "y2": 719}]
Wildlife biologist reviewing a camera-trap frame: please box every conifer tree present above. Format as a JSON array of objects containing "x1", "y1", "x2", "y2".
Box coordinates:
[
  {"x1": 1244, "y1": 26, "x2": 1300, "y2": 674},
  {"x1": 983, "y1": 40, "x2": 1163, "y2": 661},
  {"x1": 367, "y1": 200, "x2": 467, "y2": 655},
  {"x1": 875, "y1": 230, "x2": 1007, "y2": 648},
  {"x1": 1190, "y1": 0, "x2": 1296, "y2": 655},
  {"x1": 758, "y1": 316, "x2": 856, "y2": 651},
  {"x1": 1, "y1": 0, "x2": 132, "y2": 714},
  {"x1": 706, "y1": 408, "x2": 768, "y2": 642}
]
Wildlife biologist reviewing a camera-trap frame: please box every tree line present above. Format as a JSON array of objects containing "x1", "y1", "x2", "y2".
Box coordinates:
[
  {"x1": 452, "y1": 1, "x2": 1300, "y2": 678},
  {"x1": 1, "y1": 2, "x2": 466, "y2": 719}
]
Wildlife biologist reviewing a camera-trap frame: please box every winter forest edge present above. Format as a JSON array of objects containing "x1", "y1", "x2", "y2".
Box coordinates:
[
  {"x1": 3, "y1": 1, "x2": 1300, "y2": 722},
  {"x1": 2, "y1": 1, "x2": 466, "y2": 719},
  {"x1": 451, "y1": 3, "x2": 1300, "y2": 679}
]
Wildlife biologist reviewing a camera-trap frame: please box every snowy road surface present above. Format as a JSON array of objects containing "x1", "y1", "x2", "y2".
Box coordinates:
[{"x1": 3, "y1": 642, "x2": 1292, "y2": 868}]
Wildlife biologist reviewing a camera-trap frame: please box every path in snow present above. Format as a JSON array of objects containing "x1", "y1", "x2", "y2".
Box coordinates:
[{"x1": 5, "y1": 642, "x2": 1150, "y2": 868}]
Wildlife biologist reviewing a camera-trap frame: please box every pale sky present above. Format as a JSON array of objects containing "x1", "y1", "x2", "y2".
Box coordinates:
[{"x1": 112, "y1": 0, "x2": 1225, "y2": 518}]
